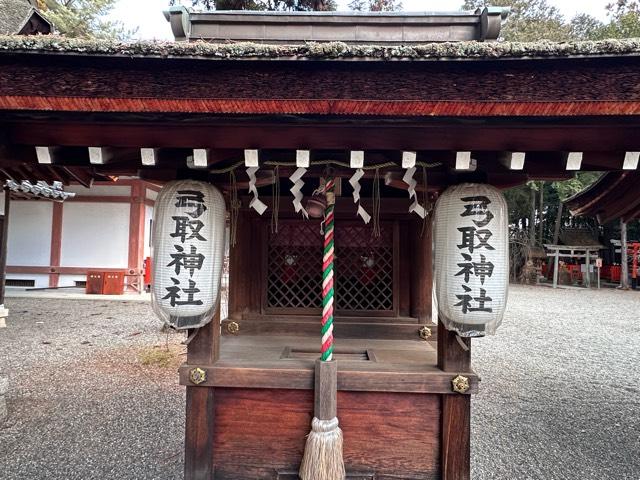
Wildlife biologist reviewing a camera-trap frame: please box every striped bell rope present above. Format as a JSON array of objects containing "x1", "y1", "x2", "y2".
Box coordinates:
[{"x1": 321, "y1": 177, "x2": 336, "y2": 362}]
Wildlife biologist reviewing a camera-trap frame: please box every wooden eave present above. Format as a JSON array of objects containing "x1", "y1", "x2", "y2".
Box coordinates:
[
  {"x1": 1, "y1": 43, "x2": 640, "y2": 191},
  {"x1": 565, "y1": 171, "x2": 640, "y2": 224},
  {"x1": 2, "y1": 49, "x2": 640, "y2": 118}
]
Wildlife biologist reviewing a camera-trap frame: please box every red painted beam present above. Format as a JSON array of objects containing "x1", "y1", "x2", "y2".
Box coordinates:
[
  {"x1": 3, "y1": 95, "x2": 640, "y2": 117},
  {"x1": 7, "y1": 265, "x2": 142, "y2": 275}
]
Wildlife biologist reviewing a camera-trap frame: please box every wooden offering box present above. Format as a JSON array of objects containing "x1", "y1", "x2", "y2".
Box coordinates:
[{"x1": 181, "y1": 202, "x2": 477, "y2": 480}]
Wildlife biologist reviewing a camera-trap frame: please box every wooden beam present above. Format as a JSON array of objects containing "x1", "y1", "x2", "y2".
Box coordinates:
[
  {"x1": 244, "y1": 149, "x2": 259, "y2": 167},
  {"x1": 7, "y1": 265, "x2": 143, "y2": 275},
  {"x1": 296, "y1": 150, "x2": 310, "y2": 168},
  {"x1": 44, "y1": 165, "x2": 68, "y2": 185},
  {"x1": 88, "y1": 147, "x2": 112, "y2": 165},
  {"x1": 189, "y1": 149, "x2": 210, "y2": 169},
  {"x1": 565, "y1": 152, "x2": 583, "y2": 171},
  {"x1": 384, "y1": 171, "x2": 439, "y2": 193},
  {"x1": 13, "y1": 120, "x2": 640, "y2": 154},
  {"x1": 350, "y1": 150, "x2": 364, "y2": 168},
  {"x1": 224, "y1": 170, "x2": 275, "y2": 189},
  {"x1": 402, "y1": 151, "x2": 417, "y2": 169},
  {"x1": 35, "y1": 146, "x2": 57, "y2": 164},
  {"x1": 623, "y1": 151, "x2": 640, "y2": 170},
  {"x1": 499, "y1": 151, "x2": 526, "y2": 170},
  {"x1": 140, "y1": 148, "x2": 158, "y2": 166},
  {"x1": 455, "y1": 151, "x2": 477, "y2": 171},
  {"x1": 61, "y1": 166, "x2": 94, "y2": 188}
]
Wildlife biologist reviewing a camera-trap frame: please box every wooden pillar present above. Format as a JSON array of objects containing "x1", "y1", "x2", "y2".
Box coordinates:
[
  {"x1": 621, "y1": 219, "x2": 629, "y2": 290},
  {"x1": 585, "y1": 249, "x2": 591, "y2": 288},
  {"x1": 185, "y1": 304, "x2": 220, "y2": 480},
  {"x1": 127, "y1": 181, "x2": 146, "y2": 292},
  {"x1": 0, "y1": 189, "x2": 10, "y2": 307},
  {"x1": 228, "y1": 210, "x2": 262, "y2": 320},
  {"x1": 410, "y1": 219, "x2": 433, "y2": 324},
  {"x1": 438, "y1": 321, "x2": 471, "y2": 480},
  {"x1": 49, "y1": 202, "x2": 63, "y2": 288}
]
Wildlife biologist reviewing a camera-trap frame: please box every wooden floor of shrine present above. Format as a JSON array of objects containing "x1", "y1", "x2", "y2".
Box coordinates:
[{"x1": 180, "y1": 334, "x2": 477, "y2": 395}]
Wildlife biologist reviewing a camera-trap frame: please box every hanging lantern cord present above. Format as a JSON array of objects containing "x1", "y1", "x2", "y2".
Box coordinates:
[{"x1": 321, "y1": 177, "x2": 336, "y2": 362}]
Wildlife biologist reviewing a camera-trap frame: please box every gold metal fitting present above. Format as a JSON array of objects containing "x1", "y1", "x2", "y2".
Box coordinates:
[
  {"x1": 227, "y1": 321, "x2": 239, "y2": 334},
  {"x1": 189, "y1": 367, "x2": 207, "y2": 385},
  {"x1": 419, "y1": 326, "x2": 432, "y2": 340},
  {"x1": 451, "y1": 375, "x2": 470, "y2": 394}
]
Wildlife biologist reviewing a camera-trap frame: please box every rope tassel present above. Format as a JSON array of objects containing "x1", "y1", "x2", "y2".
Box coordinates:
[
  {"x1": 300, "y1": 177, "x2": 345, "y2": 480},
  {"x1": 299, "y1": 408, "x2": 345, "y2": 480}
]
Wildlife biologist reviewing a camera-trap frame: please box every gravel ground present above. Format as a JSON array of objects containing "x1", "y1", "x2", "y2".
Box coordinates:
[
  {"x1": 472, "y1": 285, "x2": 640, "y2": 480},
  {"x1": 0, "y1": 285, "x2": 638, "y2": 479},
  {"x1": 0, "y1": 299, "x2": 185, "y2": 480}
]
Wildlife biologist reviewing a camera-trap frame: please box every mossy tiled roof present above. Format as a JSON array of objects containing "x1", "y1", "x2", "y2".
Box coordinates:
[{"x1": 1, "y1": 35, "x2": 640, "y2": 61}]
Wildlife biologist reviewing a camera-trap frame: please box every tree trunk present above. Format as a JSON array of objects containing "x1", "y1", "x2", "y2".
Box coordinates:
[
  {"x1": 553, "y1": 201, "x2": 563, "y2": 245},
  {"x1": 529, "y1": 186, "x2": 536, "y2": 246},
  {"x1": 538, "y1": 182, "x2": 544, "y2": 245},
  {"x1": 621, "y1": 218, "x2": 629, "y2": 289}
]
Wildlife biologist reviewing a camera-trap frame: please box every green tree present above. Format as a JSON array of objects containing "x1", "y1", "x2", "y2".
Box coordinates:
[
  {"x1": 40, "y1": 0, "x2": 134, "y2": 40},
  {"x1": 596, "y1": 0, "x2": 640, "y2": 39},
  {"x1": 348, "y1": 0, "x2": 403, "y2": 11},
  {"x1": 569, "y1": 13, "x2": 605, "y2": 40},
  {"x1": 461, "y1": 0, "x2": 571, "y2": 41},
  {"x1": 170, "y1": 0, "x2": 337, "y2": 10}
]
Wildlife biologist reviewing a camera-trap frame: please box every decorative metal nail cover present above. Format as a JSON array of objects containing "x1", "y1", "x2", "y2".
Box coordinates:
[
  {"x1": 433, "y1": 183, "x2": 508, "y2": 337},
  {"x1": 151, "y1": 180, "x2": 226, "y2": 330}
]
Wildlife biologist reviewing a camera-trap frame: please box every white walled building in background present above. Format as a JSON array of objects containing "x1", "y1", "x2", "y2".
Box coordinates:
[{"x1": 0, "y1": 178, "x2": 157, "y2": 290}]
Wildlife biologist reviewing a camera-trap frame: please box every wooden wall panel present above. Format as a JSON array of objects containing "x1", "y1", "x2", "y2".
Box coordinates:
[{"x1": 212, "y1": 388, "x2": 441, "y2": 479}]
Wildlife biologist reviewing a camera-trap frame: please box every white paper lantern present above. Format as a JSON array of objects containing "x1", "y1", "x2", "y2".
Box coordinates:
[
  {"x1": 151, "y1": 180, "x2": 226, "y2": 330},
  {"x1": 433, "y1": 183, "x2": 509, "y2": 337}
]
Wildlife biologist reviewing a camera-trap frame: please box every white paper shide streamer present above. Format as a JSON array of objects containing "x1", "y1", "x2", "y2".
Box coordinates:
[
  {"x1": 433, "y1": 183, "x2": 509, "y2": 337},
  {"x1": 403, "y1": 167, "x2": 426, "y2": 219},
  {"x1": 290, "y1": 167, "x2": 309, "y2": 219},
  {"x1": 247, "y1": 167, "x2": 268, "y2": 215},
  {"x1": 151, "y1": 180, "x2": 226, "y2": 330},
  {"x1": 348, "y1": 168, "x2": 371, "y2": 224}
]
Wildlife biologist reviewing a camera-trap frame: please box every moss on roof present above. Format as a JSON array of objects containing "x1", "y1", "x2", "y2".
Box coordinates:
[{"x1": 1, "y1": 35, "x2": 640, "y2": 60}]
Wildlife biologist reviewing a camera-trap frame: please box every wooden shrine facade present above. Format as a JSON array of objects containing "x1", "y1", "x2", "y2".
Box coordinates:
[{"x1": 2, "y1": 35, "x2": 640, "y2": 480}]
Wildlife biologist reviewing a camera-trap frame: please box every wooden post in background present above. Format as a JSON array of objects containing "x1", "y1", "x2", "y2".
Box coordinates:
[
  {"x1": 184, "y1": 304, "x2": 220, "y2": 480},
  {"x1": 0, "y1": 189, "x2": 10, "y2": 326},
  {"x1": 49, "y1": 202, "x2": 63, "y2": 288},
  {"x1": 438, "y1": 321, "x2": 471, "y2": 480},
  {"x1": 127, "y1": 180, "x2": 146, "y2": 293},
  {"x1": 620, "y1": 219, "x2": 629, "y2": 290},
  {"x1": 410, "y1": 219, "x2": 433, "y2": 325}
]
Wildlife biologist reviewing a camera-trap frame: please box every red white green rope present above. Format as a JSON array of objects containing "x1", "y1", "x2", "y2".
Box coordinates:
[{"x1": 321, "y1": 178, "x2": 335, "y2": 362}]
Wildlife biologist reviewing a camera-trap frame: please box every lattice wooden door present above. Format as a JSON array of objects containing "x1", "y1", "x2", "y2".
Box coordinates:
[{"x1": 265, "y1": 221, "x2": 395, "y2": 314}]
